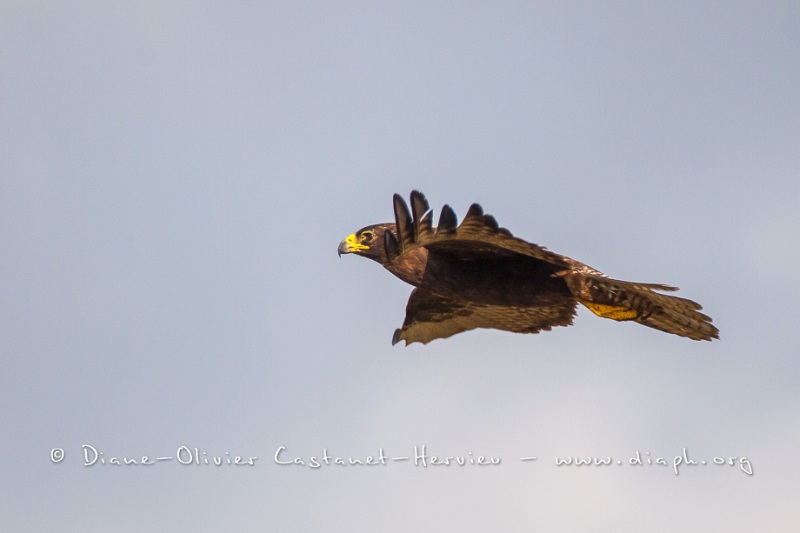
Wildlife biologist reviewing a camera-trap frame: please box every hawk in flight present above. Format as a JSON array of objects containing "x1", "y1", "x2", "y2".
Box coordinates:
[{"x1": 338, "y1": 191, "x2": 719, "y2": 345}]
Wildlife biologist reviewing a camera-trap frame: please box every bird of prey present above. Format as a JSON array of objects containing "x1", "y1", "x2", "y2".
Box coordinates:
[{"x1": 338, "y1": 191, "x2": 719, "y2": 346}]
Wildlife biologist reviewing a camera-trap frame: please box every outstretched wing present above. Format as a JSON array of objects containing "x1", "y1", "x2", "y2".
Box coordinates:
[
  {"x1": 384, "y1": 190, "x2": 597, "y2": 272},
  {"x1": 392, "y1": 288, "x2": 577, "y2": 346}
]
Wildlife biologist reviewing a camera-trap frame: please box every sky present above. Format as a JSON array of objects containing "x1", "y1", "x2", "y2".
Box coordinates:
[{"x1": 2, "y1": 1, "x2": 799, "y2": 531}]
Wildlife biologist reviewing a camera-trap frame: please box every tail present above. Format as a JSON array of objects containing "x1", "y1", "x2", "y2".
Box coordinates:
[
  {"x1": 628, "y1": 286, "x2": 719, "y2": 341},
  {"x1": 559, "y1": 273, "x2": 719, "y2": 341}
]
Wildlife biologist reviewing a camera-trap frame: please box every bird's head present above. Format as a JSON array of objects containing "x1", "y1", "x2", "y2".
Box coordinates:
[{"x1": 338, "y1": 223, "x2": 395, "y2": 264}]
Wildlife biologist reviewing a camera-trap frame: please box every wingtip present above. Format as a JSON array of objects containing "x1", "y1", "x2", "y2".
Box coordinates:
[
  {"x1": 437, "y1": 204, "x2": 458, "y2": 234},
  {"x1": 410, "y1": 189, "x2": 426, "y2": 202},
  {"x1": 464, "y1": 202, "x2": 484, "y2": 219},
  {"x1": 393, "y1": 193, "x2": 412, "y2": 248}
]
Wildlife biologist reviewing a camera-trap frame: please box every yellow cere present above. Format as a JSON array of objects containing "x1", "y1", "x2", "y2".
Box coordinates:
[
  {"x1": 581, "y1": 301, "x2": 639, "y2": 321},
  {"x1": 346, "y1": 233, "x2": 370, "y2": 251}
]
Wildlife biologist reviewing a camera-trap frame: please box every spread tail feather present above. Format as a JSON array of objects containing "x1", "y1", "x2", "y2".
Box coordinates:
[{"x1": 562, "y1": 273, "x2": 719, "y2": 341}]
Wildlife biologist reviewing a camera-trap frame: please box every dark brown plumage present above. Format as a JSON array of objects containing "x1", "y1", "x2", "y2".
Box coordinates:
[{"x1": 338, "y1": 191, "x2": 719, "y2": 345}]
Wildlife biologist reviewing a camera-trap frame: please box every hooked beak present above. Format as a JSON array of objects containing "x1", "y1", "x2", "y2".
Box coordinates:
[
  {"x1": 337, "y1": 239, "x2": 349, "y2": 257},
  {"x1": 338, "y1": 233, "x2": 368, "y2": 257}
]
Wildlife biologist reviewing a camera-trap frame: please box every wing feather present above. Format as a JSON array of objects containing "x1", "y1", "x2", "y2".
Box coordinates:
[
  {"x1": 393, "y1": 288, "x2": 577, "y2": 345},
  {"x1": 393, "y1": 193, "x2": 413, "y2": 252},
  {"x1": 388, "y1": 191, "x2": 574, "y2": 268},
  {"x1": 410, "y1": 190, "x2": 433, "y2": 242},
  {"x1": 436, "y1": 204, "x2": 458, "y2": 234}
]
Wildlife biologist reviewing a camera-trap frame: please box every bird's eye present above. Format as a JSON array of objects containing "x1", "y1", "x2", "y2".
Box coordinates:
[{"x1": 362, "y1": 231, "x2": 374, "y2": 241}]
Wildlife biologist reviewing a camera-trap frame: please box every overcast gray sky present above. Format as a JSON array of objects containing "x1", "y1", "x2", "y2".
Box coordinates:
[{"x1": 2, "y1": 1, "x2": 799, "y2": 531}]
